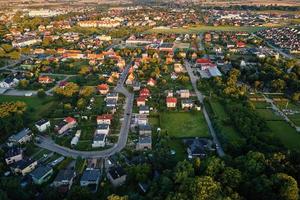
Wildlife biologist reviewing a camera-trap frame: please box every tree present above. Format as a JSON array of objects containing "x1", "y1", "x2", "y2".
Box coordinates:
[
  {"x1": 107, "y1": 194, "x2": 128, "y2": 200},
  {"x1": 174, "y1": 160, "x2": 194, "y2": 183},
  {"x1": 272, "y1": 173, "x2": 299, "y2": 200},
  {"x1": 190, "y1": 176, "x2": 221, "y2": 200},
  {"x1": 54, "y1": 82, "x2": 79, "y2": 98},
  {"x1": 79, "y1": 86, "x2": 95, "y2": 98},
  {"x1": 292, "y1": 92, "x2": 300, "y2": 102},
  {"x1": 18, "y1": 79, "x2": 29, "y2": 89},
  {"x1": 37, "y1": 89, "x2": 46, "y2": 98},
  {"x1": 220, "y1": 167, "x2": 242, "y2": 189},
  {"x1": 78, "y1": 66, "x2": 90, "y2": 75},
  {"x1": 77, "y1": 98, "x2": 86, "y2": 110},
  {"x1": 67, "y1": 186, "x2": 93, "y2": 200}
]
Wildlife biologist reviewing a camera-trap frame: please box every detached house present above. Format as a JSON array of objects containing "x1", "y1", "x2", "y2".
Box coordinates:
[
  {"x1": 139, "y1": 88, "x2": 150, "y2": 98},
  {"x1": 136, "y1": 136, "x2": 152, "y2": 150},
  {"x1": 38, "y1": 76, "x2": 53, "y2": 84},
  {"x1": 35, "y1": 119, "x2": 51, "y2": 132},
  {"x1": 8, "y1": 128, "x2": 32, "y2": 145},
  {"x1": 80, "y1": 168, "x2": 101, "y2": 192},
  {"x1": 5, "y1": 147, "x2": 23, "y2": 165},
  {"x1": 179, "y1": 89, "x2": 190, "y2": 98},
  {"x1": 55, "y1": 117, "x2": 77, "y2": 134},
  {"x1": 97, "y1": 114, "x2": 113, "y2": 125},
  {"x1": 30, "y1": 165, "x2": 53, "y2": 185},
  {"x1": 137, "y1": 97, "x2": 146, "y2": 107},
  {"x1": 11, "y1": 158, "x2": 37, "y2": 176},
  {"x1": 166, "y1": 97, "x2": 177, "y2": 108},
  {"x1": 139, "y1": 105, "x2": 150, "y2": 115},
  {"x1": 181, "y1": 99, "x2": 194, "y2": 109},
  {"x1": 147, "y1": 78, "x2": 156, "y2": 87},
  {"x1": 95, "y1": 124, "x2": 110, "y2": 135},
  {"x1": 97, "y1": 84, "x2": 109, "y2": 95},
  {"x1": 139, "y1": 124, "x2": 152, "y2": 135},
  {"x1": 92, "y1": 133, "x2": 106, "y2": 148},
  {"x1": 107, "y1": 166, "x2": 127, "y2": 187},
  {"x1": 52, "y1": 169, "x2": 76, "y2": 191}
]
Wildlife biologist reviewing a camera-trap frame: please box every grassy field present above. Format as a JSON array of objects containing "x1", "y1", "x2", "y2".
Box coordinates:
[
  {"x1": 160, "y1": 112, "x2": 210, "y2": 138},
  {"x1": 256, "y1": 109, "x2": 283, "y2": 121},
  {"x1": 0, "y1": 95, "x2": 56, "y2": 121},
  {"x1": 168, "y1": 139, "x2": 186, "y2": 161},
  {"x1": 146, "y1": 25, "x2": 267, "y2": 34},
  {"x1": 209, "y1": 100, "x2": 243, "y2": 141},
  {"x1": 267, "y1": 121, "x2": 300, "y2": 150}
]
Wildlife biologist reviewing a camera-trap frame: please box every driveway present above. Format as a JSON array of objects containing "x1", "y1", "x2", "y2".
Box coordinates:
[{"x1": 184, "y1": 60, "x2": 225, "y2": 157}]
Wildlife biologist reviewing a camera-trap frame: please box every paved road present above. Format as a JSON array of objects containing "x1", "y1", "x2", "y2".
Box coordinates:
[
  {"x1": 36, "y1": 62, "x2": 134, "y2": 159},
  {"x1": 184, "y1": 60, "x2": 225, "y2": 157}
]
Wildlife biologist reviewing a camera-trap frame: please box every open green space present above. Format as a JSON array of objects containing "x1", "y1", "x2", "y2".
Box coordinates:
[
  {"x1": 146, "y1": 25, "x2": 267, "y2": 34},
  {"x1": 267, "y1": 121, "x2": 300, "y2": 150},
  {"x1": 160, "y1": 112, "x2": 209, "y2": 138},
  {"x1": 256, "y1": 109, "x2": 283, "y2": 121},
  {"x1": 208, "y1": 100, "x2": 242, "y2": 141},
  {"x1": 0, "y1": 95, "x2": 56, "y2": 121},
  {"x1": 251, "y1": 101, "x2": 270, "y2": 109},
  {"x1": 168, "y1": 139, "x2": 186, "y2": 161}
]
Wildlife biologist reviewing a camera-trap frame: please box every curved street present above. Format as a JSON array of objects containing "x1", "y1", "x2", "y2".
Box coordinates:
[{"x1": 35, "y1": 62, "x2": 134, "y2": 159}]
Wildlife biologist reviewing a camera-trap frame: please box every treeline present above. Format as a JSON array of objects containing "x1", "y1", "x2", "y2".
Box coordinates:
[{"x1": 211, "y1": 5, "x2": 300, "y2": 11}]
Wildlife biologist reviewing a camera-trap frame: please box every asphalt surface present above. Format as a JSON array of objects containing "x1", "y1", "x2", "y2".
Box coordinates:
[
  {"x1": 35, "y1": 63, "x2": 134, "y2": 159},
  {"x1": 184, "y1": 60, "x2": 225, "y2": 157}
]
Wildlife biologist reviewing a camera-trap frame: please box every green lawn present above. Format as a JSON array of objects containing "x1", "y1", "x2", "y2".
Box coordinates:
[
  {"x1": 160, "y1": 112, "x2": 210, "y2": 138},
  {"x1": 169, "y1": 139, "x2": 186, "y2": 161},
  {"x1": 252, "y1": 101, "x2": 271, "y2": 109},
  {"x1": 208, "y1": 100, "x2": 242, "y2": 141},
  {"x1": 147, "y1": 25, "x2": 266, "y2": 34},
  {"x1": 256, "y1": 109, "x2": 283, "y2": 121},
  {"x1": 267, "y1": 121, "x2": 300, "y2": 151},
  {"x1": 0, "y1": 95, "x2": 56, "y2": 121}
]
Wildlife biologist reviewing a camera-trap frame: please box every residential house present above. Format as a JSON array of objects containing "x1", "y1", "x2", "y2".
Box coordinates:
[
  {"x1": 10, "y1": 159, "x2": 37, "y2": 176},
  {"x1": 174, "y1": 63, "x2": 184, "y2": 73},
  {"x1": 137, "y1": 97, "x2": 146, "y2": 107},
  {"x1": 92, "y1": 133, "x2": 106, "y2": 148},
  {"x1": 52, "y1": 169, "x2": 76, "y2": 191},
  {"x1": 126, "y1": 73, "x2": 135, "y2": 85},
  {"x1": 136, "y1": 114, "x2": 148, "y2": 126},
  {"x1": 147, "y1": 78, "x2": 156, "y2": 87},
  {"x1": 166, "y1": 97, "x2": 177, "y2": 108},
  {"x1": 107, "y1": 166, "x2": 127, "y2": 187},
  {"x1": 80, "y1": 168, "x2": 101, "y2": 192},
  {"x1": 55, "y1": 117, "x2": 77, "y2": 134},
  {"x1": 0, "y1": 77, "x2": 20, "y2": 88},
  {"x1": 139, "y1": 124, "x2": 152, "y2": 135},
  {"x1": 106, "y1": 92, "x2": 119, "y2": 101},
  {"x1": 106, "y1": 99, "x2": 117, "y2": 110},
  {"x1": 35, "y1": 119, "x2": 51, "y2": 132},
  {"x1": 97, "y1": 114, "x2": 113, "y2": 125},
  {"x1": 139, "y1": 105, "x2": 150, "y2": 115},
  {"x1": 38, "y1": 76, "x2": 53, "y2": 84},
  {"x1": 133, "y1": 81, "x2": 141, "y2": 91},
  {"x1": 179, "y1": 90, "x2": 190, "y2": 98},
  {"x1": 30, "y1": 165, "x2": 53, "y2": 185},
  {"x1": 139, "y1": 88, "x2": 150, "y2": 98},
  {"x1": 97, "y1": 84, "x2": 109, "y2": 95},
  {"x1": 8, "y1": 128, "x2": 32, "y2": 145},
  {"x1": 181, "y1": 99, "x2": 194, "y2": 109},
  {"x1": 5, "y1": 147, "x2": 23, "y2": 165},
  {"x1": 136, "y1": 136, "x2": 152, "y2": 150},
  {"x1": 95, "y1": 124, "x2": 110, "y2": 135},
  {"x1": 184, "y1": 138, "x2": 210, "y2": 158}
]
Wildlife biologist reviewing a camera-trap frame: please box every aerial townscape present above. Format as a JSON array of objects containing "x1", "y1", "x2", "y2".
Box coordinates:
[{"x1": 0, "y1": 0, "x2": 300, "y2": 199}]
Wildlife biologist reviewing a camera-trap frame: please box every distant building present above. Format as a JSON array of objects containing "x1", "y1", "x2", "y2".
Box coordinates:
[
  {"x1": 80, "y1": 169, "x2": 101, "y2": 192},
  {"x1": 10, "y1": 159, "x2": 37, "y2": 176}
]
